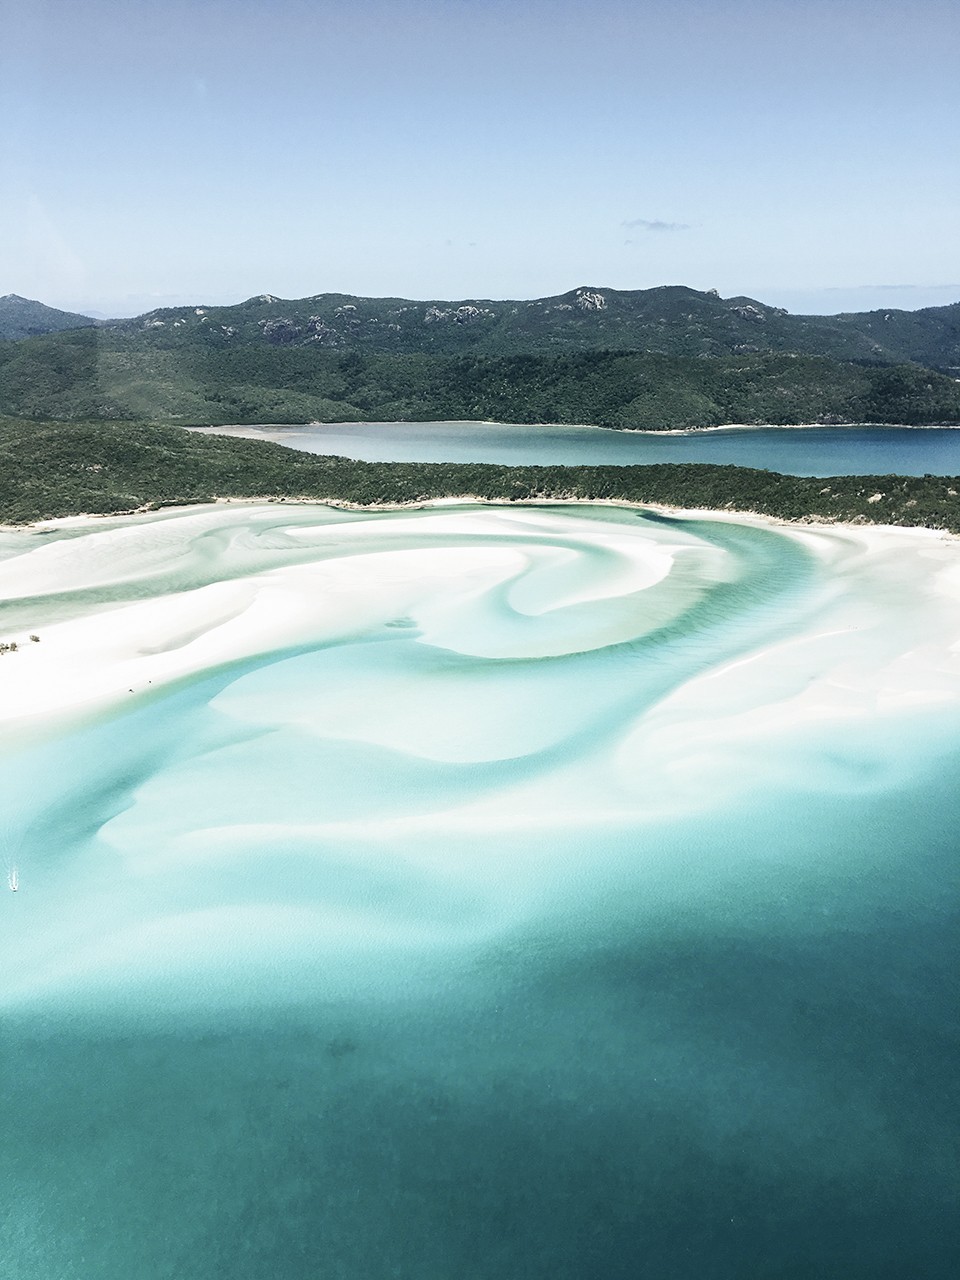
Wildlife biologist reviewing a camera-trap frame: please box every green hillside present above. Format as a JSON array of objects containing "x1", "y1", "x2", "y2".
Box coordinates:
[
  {"x1": 0, "y1": 294, "x2": 97, "y2": 342},
  {"x1": 3, "y1": 330, "x2": 959, "y2": 429},
  {"x1": 5, "y1": 284, "x2": 959, "y2": 431}
]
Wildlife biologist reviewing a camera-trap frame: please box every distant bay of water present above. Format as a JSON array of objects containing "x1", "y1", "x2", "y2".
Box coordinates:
[
  {"x1": 205, "y1": 419, "x2": 960, "y2": 476},
  {"x1": 1, "y1": 502, "x2": 959, "y2": 1278}
]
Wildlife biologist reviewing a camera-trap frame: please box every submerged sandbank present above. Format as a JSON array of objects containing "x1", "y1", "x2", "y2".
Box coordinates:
[
  {"x1": 2, "y1": 500, "x2": 959, "y2": 751},
  {"x1": 2, "y1": 496, "x2": 960, "y2": 1016}
]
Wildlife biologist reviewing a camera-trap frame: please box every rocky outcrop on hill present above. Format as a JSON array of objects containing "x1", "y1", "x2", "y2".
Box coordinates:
[{"x1": 260, "y1": 318, "x2": 302, "y2": 344}]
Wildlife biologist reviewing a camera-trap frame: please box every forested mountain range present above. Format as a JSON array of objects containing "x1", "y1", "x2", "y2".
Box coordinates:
[
  {"x1": 4, "y1": 285, "x2": 960, "y2": 367},
  {"x1": 127, "y1": 285, "x2": 956, "y2": 369},
  {"x1": 3, "y1": 285, "x2": 959, "y2": 429}
]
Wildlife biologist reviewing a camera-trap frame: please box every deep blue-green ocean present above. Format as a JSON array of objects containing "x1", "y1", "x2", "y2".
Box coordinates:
[
  {"x1": 1, "y1": 500, "x2": 958, "y2": 1278},
  {"x1": 207, "y1": 419, "x2": 960, "y2": 476}
]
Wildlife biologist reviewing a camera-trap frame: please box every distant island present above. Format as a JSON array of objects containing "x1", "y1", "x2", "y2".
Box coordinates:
[
  {"x1": 3, "y1": 285, "x2": 959, "y2": 533},
  {"x1": 2, "y1": 285, "x2": 959, "y2": 430}
]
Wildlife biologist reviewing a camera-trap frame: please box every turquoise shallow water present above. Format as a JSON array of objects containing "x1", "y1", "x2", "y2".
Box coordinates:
[
  {"x1": 212, "y1": 419, "x2": 960, "y2": 476},
  {"x1": 0, "y1": 502, "x2": 958, "y2": 1278}
]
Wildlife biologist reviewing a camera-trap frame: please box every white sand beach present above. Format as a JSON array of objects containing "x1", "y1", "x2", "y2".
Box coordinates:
[{"x1": 2, "y1": 500, "x2": 959, "y2": 755}]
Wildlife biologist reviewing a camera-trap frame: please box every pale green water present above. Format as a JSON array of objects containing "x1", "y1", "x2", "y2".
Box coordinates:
[
  {"x1": 0, "y1": 502, "x2": 958, "y2": 1278},
  {"x1": 212, "y1": 419, "x2": 960, "y2": 476}
]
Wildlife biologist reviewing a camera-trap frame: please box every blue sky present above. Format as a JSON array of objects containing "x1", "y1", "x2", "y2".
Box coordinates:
[{"x1": 1, "y1": 0, "x2": 957, "y2": 315}]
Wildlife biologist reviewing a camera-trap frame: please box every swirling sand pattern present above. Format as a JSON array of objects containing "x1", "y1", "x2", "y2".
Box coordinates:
[{"x1": 0, "y1": 502, "x2": 958, "y2": 1279}]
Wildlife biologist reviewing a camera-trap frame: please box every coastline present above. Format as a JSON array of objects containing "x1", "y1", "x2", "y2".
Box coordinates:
[
  {"x1": 6, "y1": 492, "x2": 960, "y2": 542},
  {"x1": 193, "y1": 418, "x2": 960, "y2": 440}
]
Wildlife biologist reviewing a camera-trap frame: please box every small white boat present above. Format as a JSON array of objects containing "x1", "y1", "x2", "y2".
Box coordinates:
[{"x1": 8, "y1": 866, "x2": 18, "y2": 892}]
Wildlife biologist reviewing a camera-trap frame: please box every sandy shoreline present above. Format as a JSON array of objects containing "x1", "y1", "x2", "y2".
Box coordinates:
[
  {"x1": 195, "y1": 419, "x2": 960, "y2": 438},
  {"x1": 5, "y1": 492, "x2": 959, "y2": 542}
]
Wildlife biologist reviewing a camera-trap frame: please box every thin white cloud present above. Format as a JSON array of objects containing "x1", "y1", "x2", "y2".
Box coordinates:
[{"x1": 622, "y1": 217, "x2": 692, "y2": 232}]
